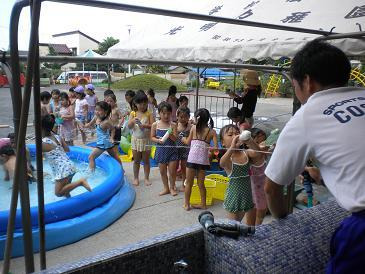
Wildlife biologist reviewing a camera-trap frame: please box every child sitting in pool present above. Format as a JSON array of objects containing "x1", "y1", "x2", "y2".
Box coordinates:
[
  {"x1": 41, "y1": 114, "x2": 91, "y2": 197},
  {"x1": 0, "y1": 139, "x2": 15, "y2": 181}
]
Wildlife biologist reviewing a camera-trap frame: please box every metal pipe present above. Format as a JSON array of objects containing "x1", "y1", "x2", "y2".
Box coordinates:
[
  {"x1": 195, "y1": 67, "x2": 199, "y2": 112},
  {"x1": 33, "y1": 33, "x2": 47, "y2": 271},
  {"x1": 4, "y1": 0, "x2": 42, "y2": 272},
  {"x1": 2, "y1": 1, "x2": 29, "y2": 273},
  {"x1": 281, "y1": 71, "x2": 296, "y2": 214},
  {"x1": 233, "y1": 68, "x2": 237, "y2": 92},
  {"x1": 48, "y1": 0, "x2": 332, "y2": 36},
  {"x1": 316, "y1": 31, "x2": 365, "y2": 41},
  {"x1": 5, "y1": 55, "x2": 291, "y2": 72}
]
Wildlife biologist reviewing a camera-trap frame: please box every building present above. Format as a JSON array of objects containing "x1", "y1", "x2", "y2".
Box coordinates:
[
  {"x1": 51, "y1": 30, "x2": 100, "y2": 56},
  {"x1": 38, "y1": 43, "x2": 72, "y2": 56}
]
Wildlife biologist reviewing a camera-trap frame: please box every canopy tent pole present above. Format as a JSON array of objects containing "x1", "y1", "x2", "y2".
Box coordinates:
[
  {"x1": 233, "y1": 69, "x2": 237, "y2": 92},
  {"x1": 195, "y1": 67, "x2": 200, "y2": 112},
  {"x1": 3, "y1": 0, "x2": 43, "y2": 273},
  {"x1": 6, "y1": 55, "x2": 291, "y2": 71}
]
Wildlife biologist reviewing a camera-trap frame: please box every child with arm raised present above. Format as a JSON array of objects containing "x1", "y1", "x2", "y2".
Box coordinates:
[{"x1": 219, "y1": 125, "x2": 263, "y2": 225}]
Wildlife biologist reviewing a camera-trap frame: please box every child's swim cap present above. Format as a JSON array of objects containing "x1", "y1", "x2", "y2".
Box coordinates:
[
  {"x1": 75, "y1": 85, "x2": 85, "y2": 94},
  {"x1": 86, "y1": 84, "x2": 95, "y2": 91},
  {"x1": 0, "y1": 138, "x2": 11, "y2": 149}
]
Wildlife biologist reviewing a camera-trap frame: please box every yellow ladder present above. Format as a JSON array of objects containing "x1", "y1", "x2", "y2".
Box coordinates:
[
  {"x1": 350, "y1": 68, "x2": 365, "y2": 87},
  {"x1": 265, "y1": 74, "x2": 282, "y2": 97}
]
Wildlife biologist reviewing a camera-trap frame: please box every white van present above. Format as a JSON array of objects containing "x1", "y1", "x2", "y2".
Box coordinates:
[{"x1": 56, "y1": 71, "x2": 108, "y2": 84}]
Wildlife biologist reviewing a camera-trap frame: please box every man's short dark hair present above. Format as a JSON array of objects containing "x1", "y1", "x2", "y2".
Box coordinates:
[
  {"x1": 291, "y1": 40, "x2": 351, "y2": 88},
  {"x1": 227, "y1": 107, "x2": 242, "y2": 119}
]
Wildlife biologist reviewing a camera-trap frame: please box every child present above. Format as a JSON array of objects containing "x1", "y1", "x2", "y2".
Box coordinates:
[
  {"x1": 74, "y1": 85, "x2": 88, "y2": 143},
  {"x1": 227, "y1": 107, "x2": 250, "y2": 131},
  {"x1": 177, "y1": 95, "x2": 189, "y2": 109},
  {"x1": 7, "y1": 133, "x2": 34, "y2": 173},
  {"x1": 59, "y1": 92, "x2": 75, "y2": 146},
  {"x1": 219, "y1": 124, "x2": 263, "y2": 225},
  {"x1": 166, "y1": 85, "x2": 178, "y2": 122},
  {"x1": 84, "y1": 101, "x2": 122, "y2": 171},
  {"x1": 151, "y1": 102, "x2": 178, "y2": 196},
  {"x1": 0, "y1": 139, "x2": 13, "y2": 181},
  {"x1": 41, "y1": 114, "x2": 91, "y2": 197},
  {"x1": 104, "y1": 89, "x2": 115, "y2": 101},
  {"x1": 182, "y1": 108, "x2": 218, "y2": 210},
  {"x1": 50, "y1": 89, "x2": 61, "y2": 114},
  {"x1": 249, "y1": 128, "x2": 268, "y2": 225},
  {"x1": 68, "y1": 87, "x2": 77, "y2": 107},
  {"x1": 40, "y1": 91, "x2": 52, "y2": 116},
  {"x1": 85, "y1": 84, "x2": 98, "y2": 122},
  {"x1": 147, "y1": 88, "x2": 157, "y2": 119},
  {"x1": 128, "y1": 92, "x2": 154, "y2": 186},
  {"x1": 105, "y1": 93, "x2": 123, "y2": 144},
  {"x1": 176, "y1": 107, "x2": 191, "y2": 191},
  {"x1": 125, "y1": 90, "x2": 136, "y2": 115}
]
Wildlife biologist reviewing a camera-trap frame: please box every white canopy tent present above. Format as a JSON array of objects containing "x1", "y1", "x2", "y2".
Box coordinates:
[{"x1": 108, "y1": 0, "x2": 365, "y2": 62}]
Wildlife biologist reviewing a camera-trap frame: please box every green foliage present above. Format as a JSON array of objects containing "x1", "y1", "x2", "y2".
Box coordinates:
[
  {"x1": 146, "y1": 65, "x2": 165, "y2": 73},
  {"x1": 95, "y1": 37, "x2": 120, "y2": 55},
  {"x1": 111, "y1": 74, "x2": 186, "y2": 91}
]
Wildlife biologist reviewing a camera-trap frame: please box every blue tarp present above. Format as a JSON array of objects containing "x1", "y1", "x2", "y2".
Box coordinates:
[{"x1": 191, "y1": 68, "x2": 234, "y2": 78}]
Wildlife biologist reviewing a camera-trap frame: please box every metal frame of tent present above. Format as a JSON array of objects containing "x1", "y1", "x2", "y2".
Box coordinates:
[{"x1": 1, "y1": 0, "x2": 364, "y2": 273}]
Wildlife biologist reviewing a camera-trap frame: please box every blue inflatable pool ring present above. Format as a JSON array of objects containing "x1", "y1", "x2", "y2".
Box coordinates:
[
  {"x1": 0, "y1": 145, "x2": 135, "y2": 258},
  {"x1": 0, "y1": 145, "x2": 123, "y2": 232}
]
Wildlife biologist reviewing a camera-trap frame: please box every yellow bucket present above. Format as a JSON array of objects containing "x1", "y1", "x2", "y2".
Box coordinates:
[
  {"x1": 206, "y1": 174, "x2": 229, "y2": 201},
  {"x1": 190, "y1": 178, "x2": 216, "y2": 206}
]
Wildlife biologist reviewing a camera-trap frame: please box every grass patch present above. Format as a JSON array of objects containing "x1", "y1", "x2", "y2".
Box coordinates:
[{"x1": 111, "y1": 74, "x2": 187, "y2": 91}]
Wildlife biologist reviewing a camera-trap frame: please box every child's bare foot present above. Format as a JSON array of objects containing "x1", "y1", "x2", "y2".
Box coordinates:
[
  {"x1": 192, "y1": 204, "x2": 207, "y2": 210},
  {"x1": 144, "y1": 179, "x2": 152, "y2": 186},
  {"x1": 179, "y1": 186, "x2": 185, "y2": 192},
  {"x1": 81, "y1": 179, "x2": 92, "y2": 192},
  {"x1": 133, "y1": 179, "x2": 139, "y2": 186},
  {"x1": 183, "y1": 204, "x2": 191, "y2": 211},
  {"x1": 170, "y1": 188, "x2": 178, "y2": 196},
  {"x1": 159, "y1": 188, "x2": 170, "y2": 196},
  {"x1": 65, "y1": 193, "x2": 71, "y2": 198}
]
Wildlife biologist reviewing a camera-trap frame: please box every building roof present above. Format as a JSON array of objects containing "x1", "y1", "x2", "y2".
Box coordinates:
[
  {"x1": 52, "y1": 30, "x2": 100, "y2": 44},
  {"x1": 39, "y1": 43, "x2": 72, "y2": 55}
]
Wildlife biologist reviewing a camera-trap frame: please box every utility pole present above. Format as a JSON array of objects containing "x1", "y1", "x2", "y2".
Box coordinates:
[{"x1": 126, "y1": 25, "x2": 132, "y2": 74}]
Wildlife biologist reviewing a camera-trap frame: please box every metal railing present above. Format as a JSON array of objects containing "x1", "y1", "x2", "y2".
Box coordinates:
[{"x1": 181, "y1": 93, "x2": 236, "y2": 129}]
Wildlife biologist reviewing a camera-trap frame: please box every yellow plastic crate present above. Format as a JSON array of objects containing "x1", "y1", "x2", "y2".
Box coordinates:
[
  {"x1": 119, "y1": 149, "x2": 133, "y2": 162},
  {"x1": 206, "y1": 174, "x2": 229, "y2": 201},
  {"x1": 190, "y1": 178, "x2": 216, "y2": 206}
]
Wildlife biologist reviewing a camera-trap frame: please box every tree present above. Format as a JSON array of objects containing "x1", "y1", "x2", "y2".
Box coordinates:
[
  {"x1": 94, "y1": 37, "x2": 125, "y2": 73},
  {"x1": 95, "y1": 37, "x2": 120, "y2": 55}
]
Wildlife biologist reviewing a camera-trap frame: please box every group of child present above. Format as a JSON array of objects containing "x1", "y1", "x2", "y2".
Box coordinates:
[
  {"x1": 1, "y1": 83, "x2": 272, "y2": 226},
  {"x1": 122, "y1": 84, "x2": 272, "y2": 225}
]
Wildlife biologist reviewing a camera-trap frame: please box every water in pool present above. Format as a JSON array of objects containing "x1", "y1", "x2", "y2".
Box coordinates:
[{"x1": 0, "y1": 159, "x2": 107, "y2": 211}]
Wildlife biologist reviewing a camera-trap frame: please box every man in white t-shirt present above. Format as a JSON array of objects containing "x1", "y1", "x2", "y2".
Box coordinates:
[{"x1": 264, "y1": 40, "x2": 365, "y2": 273}]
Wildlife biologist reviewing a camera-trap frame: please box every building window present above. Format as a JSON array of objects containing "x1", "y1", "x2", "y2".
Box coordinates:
[{"x1": 71, "y1": 47, "x2": 77, "y2": 55}]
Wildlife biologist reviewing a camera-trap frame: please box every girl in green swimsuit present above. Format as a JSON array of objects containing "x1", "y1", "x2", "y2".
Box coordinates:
[{"x1": 219, "y1": 124, "x2": 263, "y2": 225}]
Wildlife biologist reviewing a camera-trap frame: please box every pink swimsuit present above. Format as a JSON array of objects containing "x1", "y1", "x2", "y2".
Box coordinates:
[{"x1": 250, "y1": 161, "x2": 267, "y2": 210}]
